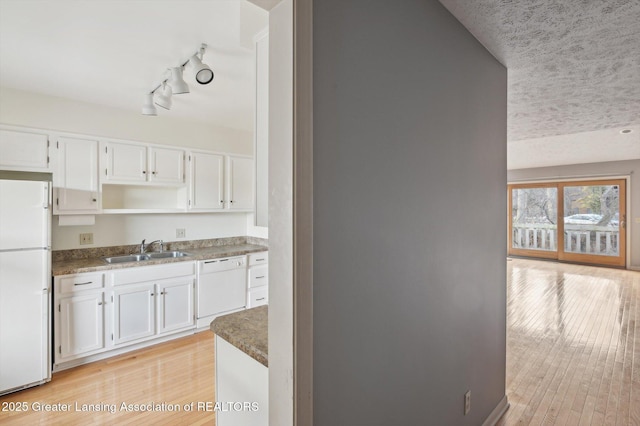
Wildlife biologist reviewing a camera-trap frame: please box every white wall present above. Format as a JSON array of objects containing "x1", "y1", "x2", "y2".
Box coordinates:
[
  {"x1": 267, "y1": 0, "x2": 293, "y2": 425},
  {"x1": 52, "y1": 213, "x2": 248, "y2": 250},
  {"x1": 508, "y1": 159, "x2": 640, "y2": 269},
  {"x1": 0, "y1": 86, "x2": 252, "y2": 154}
]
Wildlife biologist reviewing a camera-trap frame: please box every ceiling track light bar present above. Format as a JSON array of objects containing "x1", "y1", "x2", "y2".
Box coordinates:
[{"x1": 142, "y1": 43, "x2": 214, "y2": 116}]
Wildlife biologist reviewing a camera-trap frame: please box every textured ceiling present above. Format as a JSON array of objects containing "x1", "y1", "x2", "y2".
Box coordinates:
[{"x1": 439, "y1": 0, "x2": 640, "y2": 142}]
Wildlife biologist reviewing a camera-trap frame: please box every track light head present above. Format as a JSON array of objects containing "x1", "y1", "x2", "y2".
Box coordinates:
[
  {"x1": 141, "y1": 93, "x2": 157, "y2": 116},
  {"x1": 155, "y1": 82, "x2": 172, "y2": 110},
  {"x1": 169, "y1": 67, "x2": 189, "y2": 94},
  {"x1": 189, "y1": 54, "x2": 214, "y2": 85}
]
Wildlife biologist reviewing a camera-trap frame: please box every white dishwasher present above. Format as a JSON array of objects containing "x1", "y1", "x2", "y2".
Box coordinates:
[{"x1": 197, "y1": 256, "x2": 247, "y2": 327}]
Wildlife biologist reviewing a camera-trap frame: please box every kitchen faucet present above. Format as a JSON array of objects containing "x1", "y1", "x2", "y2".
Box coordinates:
[{"x1": 140, "y1": 239, "x2": 164, "y2": 253}]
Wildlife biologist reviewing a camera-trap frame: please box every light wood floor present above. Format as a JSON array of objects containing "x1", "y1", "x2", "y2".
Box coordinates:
[
  {"x1": 2, "y1": 260, "x2": 638, "y2": 425},
  {"x1": 498, "y1": 259, "x2": 640, "y2": 426},
  {"x1": 0, "y1": 331, "x2": 216, "y2": 425}
]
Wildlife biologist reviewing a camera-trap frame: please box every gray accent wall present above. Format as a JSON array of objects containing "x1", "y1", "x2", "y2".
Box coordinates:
[
  {"x1": 508, "y1": 159, "x2": 640, "y2": 269},
  {"x1": 312, "y1": 1, "x2": 507, "y2": 424}
]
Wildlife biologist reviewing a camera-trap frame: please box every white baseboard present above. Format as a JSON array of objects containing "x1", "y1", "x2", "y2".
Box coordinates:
[
  {"x1": 482, "y1": 395, "x2": 510, "y2": 426},
  {"x1": 628, "y1": 265, "x2": 640, "y2": 271}
]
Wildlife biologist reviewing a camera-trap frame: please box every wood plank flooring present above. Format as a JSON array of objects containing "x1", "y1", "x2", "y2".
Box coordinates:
[
  {"x1": 1, "y1": 259, "x2": 638, "y2": 425},
  {"x1": 498, "y1": 259, "x2": 640, "y2": 426},
  {"x1": 0, "y1": 331, "x2": 216, "y2": 426}
]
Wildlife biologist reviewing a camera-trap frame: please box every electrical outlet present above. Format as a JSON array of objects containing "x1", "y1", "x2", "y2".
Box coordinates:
[
  {"x1": 464, "y1": 391, "x2": 471, "y2": 415},
  {"x1": 79, "y1": 233, "x2": 93, "y2": 245},
  {"x1": 176, "y1": 228, "x2": 186, "y2": 238}
]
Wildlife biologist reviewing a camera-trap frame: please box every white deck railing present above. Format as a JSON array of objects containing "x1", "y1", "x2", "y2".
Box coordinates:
[{"x1": 512, "y1": 224, "x2": 619, "y2": 255}]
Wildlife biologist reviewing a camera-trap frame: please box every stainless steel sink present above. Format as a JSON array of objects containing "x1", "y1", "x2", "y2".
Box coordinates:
[
  {"x1": 103, "y1": 251, "x2": 190, "y2": 264},
  {"x1": 103, "y1": 254, "x2": 150, "y2": 263},
  {"x1": 146, "y1": 251, "x2": 191, "y2": 259}
]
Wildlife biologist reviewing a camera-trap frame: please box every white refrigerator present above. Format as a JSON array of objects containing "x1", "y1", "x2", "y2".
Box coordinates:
[{"x1": 0, "y1": 172, "x2": 52, "y2": 395}]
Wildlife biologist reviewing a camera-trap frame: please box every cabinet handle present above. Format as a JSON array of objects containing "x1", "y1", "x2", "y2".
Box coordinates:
[
  {"x1": 230, "y1": 200, "x2": 234, "y2": 203},
  {"x1": 142, "y1": 170, "x2": 147, "y2": 174},
  {"x1": 150, "y1": 293, "x2": 155, "y2": 296},
  {"x1": 98, "y1": 302, "x2": 103, "y2": 305},
  {"x1": 204, "y1": 260, "x2": 218, "y2": 264},
  {"x1": 256, "y1": 276, "x2": 265, "y2": 279},
  {"x1": 92, "y1": 198, "x2": 97, "y2": 202},
  {"x1": 160, "y1": 291, "x2": 165, "y2": 295},
  {"x1": 256, "y1": 297, "x2": 266, "y2": 301},
  {"x1": 152, "y1": 171, "x2": 157, "y2": 175},
  {"x1": 74, "y1": 281, "x2": 93, "y2": 286},
  {"x1": 256, "y1": 258, "x2": 265, "y2": 261}
]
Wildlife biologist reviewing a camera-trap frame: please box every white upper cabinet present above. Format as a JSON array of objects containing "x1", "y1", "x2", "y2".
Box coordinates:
[
  {"x1": 226, "y1": 155, "x2": 253, "y2": 210},
  {"x1": 54, "y1": 137, "x2": 99, "y2": 214},
  {"x1": 148, "y1": 147, "x2": 185, "y2": 184},
  {"x1": 188, "y1": 152, "x2": 254, "y2": 212},
  {"x1": 0, "y1": 127, "x2": 50, "y2": 172},
  {"x1": 104, "y1": 141, "x2": 147, "y2": 182},
  {"x1": 189, "y1": 151, "x2": 225, "y2": 210},
  {"x1": 103, "y1": 141, "x2": 185, "y2": 184}
]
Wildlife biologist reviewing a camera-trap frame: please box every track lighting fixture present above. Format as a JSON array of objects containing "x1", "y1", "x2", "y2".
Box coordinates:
[
  {"x1": 141, "y1": 43, "x2": 214, "y2": 116},
  {"x1": 141, "y1": 93, "x2": 157, "y2": 116},
  {"x1": 155, "y1": 82, "x2": 172, "y2": 110},
  {"x1": 189, "y1": 44, "x2": 214, "y2": 85},
  {"x1": 168, "y1": 67, "x2": 189, "y2": 94}
]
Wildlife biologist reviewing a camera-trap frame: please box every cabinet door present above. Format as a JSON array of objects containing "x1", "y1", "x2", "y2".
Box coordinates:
[
  {"x1": 58, "y1": 293, "x2": 104, "y2": 359},
  {"x1": 158, "y1": 279, "x2": 194, "y2": 334},
  {"x1": 55, "y1": 137, "x2": 99, "y2": 213},
  {"x1": 113, "y1": 283, "x2": 155, "y2": 345},
  {"x1": 226, "y1": 156, "x2": 253, "y2": 210},
  {"x1": 190, "y1": 152, "x2": 225, "y2": 210},
  {"x1": 0, "y1": 128, "x2": 50, "y2": 171},
  {"x1": 105, "y1": 142, "x2": 147, "y2": 182},
  {"x1": 149, "y1": 147, "x2": 185, "y2": 183}
]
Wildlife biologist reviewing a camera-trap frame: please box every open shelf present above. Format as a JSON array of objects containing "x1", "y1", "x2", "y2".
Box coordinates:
[{"x1": 102, "y1": 184, "x2": 187, "y2": 212}]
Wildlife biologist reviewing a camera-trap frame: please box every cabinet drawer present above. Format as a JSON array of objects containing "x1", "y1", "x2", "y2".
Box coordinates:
[
  {"x1": 112, "y1": 261, "x2": 195, "y2": 286},
  {"x1": 248, "y1": 287, "x2": 268, "y2": 308},
  {"x1": 248, "y1": 265, "x2": 268, "y2": 289},
  {"x1": 248, "y1": 251, "x2": 268, "y2": 266},
  {"x1": 57, "y1": 273, "x2": 104, "y2": 294}
]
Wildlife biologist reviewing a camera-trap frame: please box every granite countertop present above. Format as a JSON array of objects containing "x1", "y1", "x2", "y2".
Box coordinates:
[
  {"x1": 52, "y1": 237, "x2": 268, "y2": 276},
  {"x1": 210, "y1": 305, "x2": 268, "y2": 367}
]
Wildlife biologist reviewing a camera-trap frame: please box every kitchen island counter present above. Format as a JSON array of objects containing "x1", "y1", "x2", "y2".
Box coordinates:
[{"x1": 210, "y1": 305, "x2": 268, "y2": 367}]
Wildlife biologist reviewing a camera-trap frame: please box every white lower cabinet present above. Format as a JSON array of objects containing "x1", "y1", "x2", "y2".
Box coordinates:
[
  {"x1": 54, "y1": 262, "x2": 196, "y2": 370},
  {"x1": 58, "y1": 292, "x2": 105, "y2": 359},
  {"x1": 113, "y1": 283, "x2": 156, "y2": 345},
  {"x1": 54, "y1": 272, "x2": 106, "y2": 364},
  {"x1": 113, "y1": 277, "x2": 194, "y2": 344},
  {"x1": 247, "y1": 252, "x2": 268, "y2": 308},
  {"x1": 112, "y1": 265, "x2": 195, "y2": 346},
  {"x1": 159, "y1": 279, "x2": 195, "y2": 333}
]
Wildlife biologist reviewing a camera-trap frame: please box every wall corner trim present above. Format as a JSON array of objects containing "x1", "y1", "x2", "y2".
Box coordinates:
[{"x1": 482, "y1": 395, "x2": 510, "y2": 426}]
